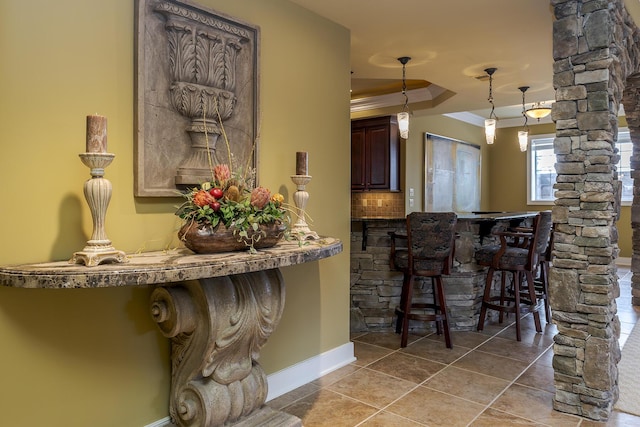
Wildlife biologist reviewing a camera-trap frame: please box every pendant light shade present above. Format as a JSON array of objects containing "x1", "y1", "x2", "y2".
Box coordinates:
[
  {"x1": 518, "y1": 130, "x2": 528, "y2": 152},
  {"x1": 484, "y1": 68, "x2": 497, "y2": 144},
  {"x1": 525, "y1": 104, "x2": 552, "y2": 120},
  {"x1": 518, "y1": 86, "x2": 530, "y2": 152},
  {"x1": 397, "y1": 111, "x2": 409, "y2": 139},
  {"x1": 484, "y1": 119, "x2": 496, "y2": 145},
  {"x1": 397, "y1": 56, "x2": 411, "y2": 139}
]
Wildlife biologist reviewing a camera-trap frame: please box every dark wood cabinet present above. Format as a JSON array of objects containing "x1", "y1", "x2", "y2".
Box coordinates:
[{"x1": 351, "y1": 116, "x2": 400, "y2": 191}]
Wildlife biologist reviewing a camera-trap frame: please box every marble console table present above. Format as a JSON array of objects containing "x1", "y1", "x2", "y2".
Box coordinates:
[{"x1": 0, "y1": 238, "x2": 342, "y2": 427}]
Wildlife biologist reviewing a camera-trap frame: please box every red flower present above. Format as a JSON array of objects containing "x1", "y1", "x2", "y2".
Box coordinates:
[{"x1": 193, "y1": 190, "x2": 214, "y2": 207}]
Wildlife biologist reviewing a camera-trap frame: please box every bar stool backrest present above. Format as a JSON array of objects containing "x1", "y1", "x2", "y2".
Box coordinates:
[
  {"x1": 406, "y1": 212, "x2": 457, "y2": 276},
  {"x1": 532, "y1": 211, "x2": 553, "y2": 270}
]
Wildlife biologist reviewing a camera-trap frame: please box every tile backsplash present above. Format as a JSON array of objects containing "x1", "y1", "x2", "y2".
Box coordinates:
[{"x1": 351, "y1": 192, "x2": 405, "y2": 218}]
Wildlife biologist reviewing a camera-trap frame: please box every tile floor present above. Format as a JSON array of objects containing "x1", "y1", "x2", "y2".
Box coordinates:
[{"x1": 268, "y1": 267, "x2": 640, "y2": 426}]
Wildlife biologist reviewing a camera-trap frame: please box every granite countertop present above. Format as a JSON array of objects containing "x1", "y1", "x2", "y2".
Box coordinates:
[
  {"x1": 457, "y1": 211, "x2": 539, "y2": 221},
  {"x1": 0, "y1": 238, "x2": 342, "y2": 289},
  {"x1": 352, "y1": 212, "x2": 539, "y2": 222},
  {"x1": 351, "y1": 216, "x2": 405, "y2": 221}
]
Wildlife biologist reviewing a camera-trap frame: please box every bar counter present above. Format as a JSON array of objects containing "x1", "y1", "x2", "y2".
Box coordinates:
[{"x1": 350, "y1": 212, "x2": 538, "y2": 332}]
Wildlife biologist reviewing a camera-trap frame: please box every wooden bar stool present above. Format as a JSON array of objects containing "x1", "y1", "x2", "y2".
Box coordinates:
[
  {"x1": 475, "y1": 211, "x2": 552, "y2": 341},
  {"x1": 389, "y1": 212, "x2": 457, "y2": 348}
]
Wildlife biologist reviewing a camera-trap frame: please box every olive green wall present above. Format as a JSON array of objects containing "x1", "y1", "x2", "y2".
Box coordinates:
[
  {"x1": 488, "y1": 124, "x2": 632, "y2": 258},
  {"x1": 0, "y1": 1, "x2": 351, "y2": 426}
]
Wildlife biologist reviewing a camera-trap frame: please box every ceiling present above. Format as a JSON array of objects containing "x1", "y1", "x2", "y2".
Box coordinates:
[{"x1": 289, "y1": 0, "x2": 640, "y2": 127}]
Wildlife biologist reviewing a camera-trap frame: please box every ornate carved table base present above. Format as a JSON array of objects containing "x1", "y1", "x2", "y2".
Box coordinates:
[
  {"x1": 0, "y1": 239, "x2": 342, "y2": 426},
  {"x1": 150, "y1": 269, "x2": 301, "y2": 427}
]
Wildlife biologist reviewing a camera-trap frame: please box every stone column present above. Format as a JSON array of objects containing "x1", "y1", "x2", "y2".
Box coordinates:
[{"x1": 550, "y1": 0, "x2": 640, "y2": 420}]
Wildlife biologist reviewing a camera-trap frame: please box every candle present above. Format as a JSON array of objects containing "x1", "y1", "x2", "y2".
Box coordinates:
[
  {"x1": 296, "y1": 151, "x2": 308, "y2": 175},
  {"x1": 86, "y1": 114, "x2": 108, "y2": 153}
]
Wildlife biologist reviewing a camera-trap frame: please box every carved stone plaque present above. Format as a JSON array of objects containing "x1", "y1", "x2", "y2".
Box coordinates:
[{"x1": 135, "y1": 0, "x2": 259, "y2": 197}]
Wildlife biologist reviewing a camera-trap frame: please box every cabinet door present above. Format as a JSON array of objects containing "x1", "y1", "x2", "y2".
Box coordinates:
[
  {"x1": 366, "y1": 125, "x2": 391, "y2": 189},
  {"x1": 351, "y1": 128, "x2": 367, "y2": 190}
]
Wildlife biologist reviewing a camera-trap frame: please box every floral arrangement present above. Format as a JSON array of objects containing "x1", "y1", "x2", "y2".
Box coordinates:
[
  {"x1": 176, "y1": 163, "x2": 287, "y2": 240},
  {"x1": 175, "y1": 106, "x2": 289, "y2": 253}
]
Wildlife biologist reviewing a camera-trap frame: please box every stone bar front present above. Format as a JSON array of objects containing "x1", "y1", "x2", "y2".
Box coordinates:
[
  {"x1": 350, "y1": 212, "x2": 537, "y2": 333},
  {"x1": 0, "y1": 239, "x2": 342, "y2": 427}
]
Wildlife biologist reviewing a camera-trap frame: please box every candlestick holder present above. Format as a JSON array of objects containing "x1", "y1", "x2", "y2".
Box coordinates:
[
  {"x1": 70, "y1": 153, "x2": 128, "y2": 266},
  {"x1": 290, "y1": 175, "x2": 320, "y2": 240}
]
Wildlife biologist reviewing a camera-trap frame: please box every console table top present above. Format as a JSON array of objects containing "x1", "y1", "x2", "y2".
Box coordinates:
[{"x1": 0, "y1": 238, "x2": 342, "y2": 289}]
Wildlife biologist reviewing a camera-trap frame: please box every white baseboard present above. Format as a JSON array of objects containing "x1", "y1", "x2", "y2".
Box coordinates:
[
  {"x1": 144, "y1": 342, "x2": 356, "y2": 427},
  {"x1": 265, "y1": 341, "x2": 355, "y2": 401},
  {"x1": 144, "y1": 417, "x2": 173, "y2": 427},
  {"x1": 617, "y1": 257, "x2": 631, "y2": 267}
]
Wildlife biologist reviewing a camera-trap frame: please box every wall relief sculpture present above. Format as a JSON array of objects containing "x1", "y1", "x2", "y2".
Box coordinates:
[{"x1": 135, "y1": 0, "x2": 259, "y2": 197}]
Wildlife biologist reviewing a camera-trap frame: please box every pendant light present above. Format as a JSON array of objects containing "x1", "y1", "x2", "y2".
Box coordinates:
[
  {"x1": 518, "y1": 86, "x2": 529, "y2": 152},
  {"x1": 484, "y1": 68, "x2": 497, "y2": 144},
  {"x1": 525, "y1": 103, "x2": 552, "y2": 120},
  {"x1": 397, "y1": 56, "x2": 411, "y2": 139}
]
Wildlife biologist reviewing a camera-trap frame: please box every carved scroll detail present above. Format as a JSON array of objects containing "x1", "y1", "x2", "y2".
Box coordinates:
[{"x1": 150, "y1": 269, "x2": 286, "y2": 427}]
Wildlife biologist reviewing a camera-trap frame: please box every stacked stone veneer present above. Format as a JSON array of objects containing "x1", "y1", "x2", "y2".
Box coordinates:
[
  {"x1": 550, "y1": 0, "x2": 640, "y2": 420},
  {"x1": 350, "y1": 219, "x2": 509, "y2": 333}
]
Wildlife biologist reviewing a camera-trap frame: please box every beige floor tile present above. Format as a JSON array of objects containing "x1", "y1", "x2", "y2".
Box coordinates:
[
  {"x1": 423, "y1": 365, "x2": 510, "y2": 405},
  {"x1": 266, "y1": 382, "x2": 321, "y2": 410},
  {"x1": 536, "y1": 347, "x2": 555, "y2": 368},
  {"x1": 448, "y1": 330, "x2": 496, "y2": 348},
  {"x1": 490, "y1": 383, "x2": 581, "y2": 426},
  {"x1": 497, "y1": 320, "x2": 558, "y2": 343},
  {"x1": 353, "y1": 331, "x2": 420, "y2": 350},
  {"x1": 282, "y1": 389, "x2": 377, "y2": 427},
  {"x1": 469, "y1": 407, "x2": 547, "y2": 426},
  {"x1": 619, "y1": 333, "x2": 630, "y2": 348},
  {"x1": 352, "y1": 341, "x2": 394, "y2": 367},
  {"x1": 515, "y1": 361, "x2": 556, "y2": 393},
  {"x1": 386, "y1": 385, "x2": 485, "y2": 426},
  {"x1": 477, "y1": 317, "x2": 514, "y2": 336},
  {"x1": 452, "y1": 349, "x2": 530, "y2": 381},
  {"x1": 367, "y1": 351, "x2": 446, "y2": 383},
  {"x1": 580, "y1": 409, "x2": 640, "y2": 426},
  {"x1": 618, "y1": 307, "x2": 640, "y2": 324},
  {"x1": 278, "y1": 282, "x2": 636, "y2": 427},
  {"x1": 311, "y1": 363, "x2": 362, "y2": 387},
  {"x1": 358, "y1": 410, "x2": 426, "y2": 426},
  {"x1": 326, "y1": 367, "x2": 416, "y2": 408},
  {"x1": 477, "y1": 335, "x2": 551, "y2": 364},
  {"x1": 400, "y1": 336, "x2": 470, "y2": 364}
]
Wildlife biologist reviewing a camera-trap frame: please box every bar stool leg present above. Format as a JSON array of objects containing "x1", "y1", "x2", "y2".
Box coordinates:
[
  {"x1": 435, "y1": 276, "x2": 452, "y2": 348},
  {"x1": 498, "y1": 271, "x2": 507, "y2": 324},
  {"x1": 540, "y1": 261, "x2": 551, "y2": 322},
  {"x1": 400, "y1": 275, "x2": 415, "y2": 348},
  {"x1": 525, "y1": 270, "x2": 543, "y2": 332},
  {"x1": 431, "y1": 277, "x2": 443, "y2": 336},
  {"x1": 477, "y1": 268, "x2": 495, "y2": 332},
  {"x1": 514, "y1": 271, "x2": 522, "y2": 342},
  {"x1": 396, "y1": 272, "x2": 410, "y2": 334}
]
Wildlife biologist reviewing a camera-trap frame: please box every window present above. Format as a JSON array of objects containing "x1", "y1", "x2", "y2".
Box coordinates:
[
  {"x1": 527, "y1": 135, "x2": 556, "y2": 204},
  {"x1": 617, "y1": 130, "x2": 633, "y2": 204},
  {"x1": 528, "y1": 130, "x2": 633, "y2": 205}
]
